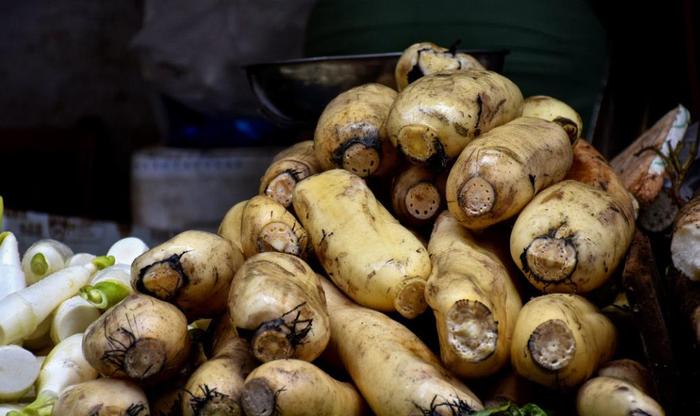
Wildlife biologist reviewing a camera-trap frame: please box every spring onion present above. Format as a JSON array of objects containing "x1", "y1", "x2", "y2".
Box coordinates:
[
  {"x1": 0, "y1": 232, "x2": 25, "y2": 300},
  {"x1": 0, "y1": 404, "x2": 23, "y2": 416},
  {"x1": 79, "y1": 264, "x2": 132, "y2": 310},
  {"x1": 20, "y1": 240, "x2": 73, "y2": 285},
  {"x1": 0, "y1": 345, "x2": 40, "y2": 401},
  {"x1": 21, "y1": 318, "x2": 52, "y2": 352},
  {"x1": 64, "y1": 253, "x2": 95, "y2": 267},
  {"x1": 49, "y1": 297, "x2": 100, "y2": 344},
  {"x1": 107, "y1": 237, "x2": 148, "y2": 266},
  {"x1": 8, "y1": 333, "x2": 97, "y2": 416},
  {"x1": 0, "y1": 256, "x2": 113, "y2": 345}
]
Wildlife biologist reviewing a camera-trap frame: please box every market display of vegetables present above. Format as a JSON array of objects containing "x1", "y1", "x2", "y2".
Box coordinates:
[{"x1": 3, "y1": 40, "x2": 700, "y2": 415}]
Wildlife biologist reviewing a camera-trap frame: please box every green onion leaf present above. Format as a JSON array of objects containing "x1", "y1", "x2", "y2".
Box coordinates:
[
  {"x1": 31, "y1": 253, "x2": 49, "y2": 276},
  {"x1": 92, "y1": 255, "x2": 116, "y2": 270},
  {"x1": 470, "y1": 402, "x2": 549, "y2": 416}
]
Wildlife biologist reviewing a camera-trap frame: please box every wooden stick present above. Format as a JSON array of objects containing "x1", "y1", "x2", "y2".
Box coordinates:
[{"x1": 622, "y1": 230, "x2": 679, "y2": 411}]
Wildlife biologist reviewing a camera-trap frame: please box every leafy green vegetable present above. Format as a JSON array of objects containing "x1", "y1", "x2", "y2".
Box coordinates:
[
  {"x1": 470, "y1": 402, "x2": 511, "y2": 415},
  {"x1": 520, "y1": 404, "x2": 548, "y2": 416},
  {"x1": 470, "y1": 402, "x2": 548, "y2": 416}
]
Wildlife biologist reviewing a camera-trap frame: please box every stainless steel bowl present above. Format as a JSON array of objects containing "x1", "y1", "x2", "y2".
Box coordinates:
[{"x1": 245, "y1": 50, "x2": 508, "y2": 127}]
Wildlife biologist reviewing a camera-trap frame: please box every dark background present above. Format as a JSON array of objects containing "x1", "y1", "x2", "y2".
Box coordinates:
[
  {"x1": 591, "y1": 0, "x2": 700, "y2": 156},
  {"x1": 0, "y1": 0, "x2": 697, "y2": 225}
]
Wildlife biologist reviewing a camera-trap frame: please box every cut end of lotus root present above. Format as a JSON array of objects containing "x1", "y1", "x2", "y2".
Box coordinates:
[
  {"x1": 394, "y1": 278, "x2": 428, "y2": 319},
  {"x1": 405, "y1": 182, "x2": 441, "y2": 220},
  {"x1": 397, "y1": 125, "x2": 438, "y2": 162},
  {"x1": 265, "y1": 173, "x2": 298, "y2": 208},
  {"x1": 525, "y1": 237, "x2": 577, "y2": 283},
  {"x1": 140, "y1": 262, "x2": 184, "y2": 300},
  {"x1": 527, "y1": 319, "x2": 576, "y2": 371},
  {"x1": 241, "y1": 378, "x2": 276, "y2": 416},
  {"x1": 671, "y1": 224, "x2": 700, "y2": 281},
  {"x1": 458, "y1": 177, "x2": 495, "y2": 217},
  {"x1": 258, "y1": 222, "x2": 300, "y2": 256},
  {"x1": 342, "y1": 143, "x2": 380, "y2": 177},
  {"x1": 251, "y1": 327, "x2": 293, "y2": 363},
  {"x1": 447, "y1": 299, "x2": 498, "y2": 362},
  {"x1": 639, "y1": 191, "x2": 679, "y2": 232}
]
